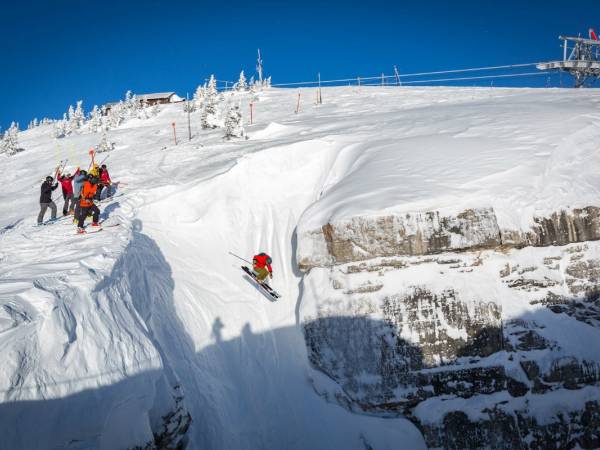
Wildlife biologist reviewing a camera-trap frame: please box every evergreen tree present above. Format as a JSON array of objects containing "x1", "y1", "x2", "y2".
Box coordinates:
[
  {"x1": 96, "y1": 131, "x2": 115, "y2": 153},
  {"x1": 207, "y1": 74, "x2": 218, "y2": 98},
  {"x1": 88, "y1": 105, "x2": 103, "y2": 133},
  {"x1": 201, "y1": 75, "x2": 221, "y2": 128},
  {"x1": 107, "y1": 101, "x2": 125, "y2": 128},
  {"x1": 149, "y1": 103, "x2": 160, "y2": 116},
  {"x1": 124, "y1": 90, "x2": 139, "y2": 116},
  {"x1": 72, "y1": 100, "x2": 85, "y2": 129},
  {"x1": 223, "y1": 102, "x2": 245, "y2": 139},
  {"x1": 67, "y1": 104, "x2": 77, "y2": 130},
  {"x1": 53, "y1": 114, "x2": 69, "y2": 138},
  {"x1": 1, "y1": 122, "x2": 21, "y2": 155},
  {"x1": 193, "y1": 83, "x2": 206, "y2": 110},
  {"x1": 236, "y1": 70, "x2": 248, "y2": 91},
  {"x1": 200, "y1": 104, "x2": 213, "y2": 129}
]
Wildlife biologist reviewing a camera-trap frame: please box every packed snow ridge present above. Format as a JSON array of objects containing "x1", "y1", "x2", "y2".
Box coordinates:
[{"x1": 1, "y1": 86, "x2": 600, "y2": 449}]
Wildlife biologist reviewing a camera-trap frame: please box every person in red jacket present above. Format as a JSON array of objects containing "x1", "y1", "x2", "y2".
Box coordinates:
[
  {"x1": 252, "y1": 252, "x2": 273, "y2": 283},
  {"x1": 96, "y1": 164, "x2": 112, "y2": 200},
  {"x1": 57, "y1": 169, "x2": 78, "y2": 215}
]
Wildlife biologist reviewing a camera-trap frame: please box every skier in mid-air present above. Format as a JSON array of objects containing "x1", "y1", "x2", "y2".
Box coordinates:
[{"x1": 252, "y1": 252, "x2": 273, "y2": 284}]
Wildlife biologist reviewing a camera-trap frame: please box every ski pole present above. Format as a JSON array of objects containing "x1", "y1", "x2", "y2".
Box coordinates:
[
  {"x1": 228, "y1": 251, "x2": 253, "y2": 265},
  {"x1": 98, "y1": 154, "x2": 110, "y2": 166},
  {"x1": 88, "y1": 148, "x2": 96, "y2": 170}
]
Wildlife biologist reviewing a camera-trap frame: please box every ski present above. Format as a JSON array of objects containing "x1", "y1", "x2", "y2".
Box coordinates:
[
  {"x1": 34, "y1": 216, "x2": 68, "y2": 227},
  {"x1": 99, "y1": 193, "x2": 123, "y2": 203},
  {"x1": 76, "y1": 222, "x2": 120, "y2": 234},
  {"x1": 241, "y1": 265, "x2": 281, "y2": 300}
]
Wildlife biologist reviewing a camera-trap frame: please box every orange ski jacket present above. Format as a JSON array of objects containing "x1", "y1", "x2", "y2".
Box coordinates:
[{"x1": 80, "y1": 181, "x2": 98, "y2": 207}]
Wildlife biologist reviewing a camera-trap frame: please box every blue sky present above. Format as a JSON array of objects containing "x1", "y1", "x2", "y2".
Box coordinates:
[{"x1": 1, "y1": 0, "x2": 599, "y2": 130}]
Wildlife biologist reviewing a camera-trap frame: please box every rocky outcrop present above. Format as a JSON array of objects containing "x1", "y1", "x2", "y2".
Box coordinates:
[
  {"x1": 298, "y1": 208, "x2": 501, "y2": 270},
  {"x1": 381, "y1": 289, "x2": 502, "y2": 365},
  {"x1": 300, "y1": 239, "x2": 600, "y2": 449},
  {"x1": 420, "y1": 401, "x2": 600, "y2": 450},
  {"x1": 505, "y1": 206, "x2": 600, "y2": 248},
  {"x1": 298, "y1": 206, "x2": 600, "y2": 270}
]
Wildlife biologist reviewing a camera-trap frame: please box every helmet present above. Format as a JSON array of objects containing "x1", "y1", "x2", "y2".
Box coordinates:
[
  {"x1": 45, "y1": 176, "x2": 53, "y2": 182},
  {"x1": 65, "y1": 173, "x2": 71, "y2": 177},
  {"x1": 101, "y1": 164, "x2": 107, "y2": 169},
  {"x1": 90, "y1": 177, "x2": 99, "y2": 185}
]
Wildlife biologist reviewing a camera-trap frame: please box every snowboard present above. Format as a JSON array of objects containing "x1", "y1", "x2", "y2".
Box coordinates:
[{"x1": 241, "y1": 266, "x2": 281, "y2": 300}]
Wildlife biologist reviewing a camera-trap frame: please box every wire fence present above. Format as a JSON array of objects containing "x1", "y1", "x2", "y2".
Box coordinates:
[{"x1": 212, "y1": 60, "x2": 566, "y2": 91}]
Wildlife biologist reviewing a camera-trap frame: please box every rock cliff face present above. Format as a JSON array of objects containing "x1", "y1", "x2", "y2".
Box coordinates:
[
  {"x1": 298, "y1": 208, "x2": 502, "y2": 270},
  {"x1": 298, "y1": 211, "x2": 600, "y2": 449},
  {"x1": 298, "y1": 206, "x2": 600, "y2": 271}
]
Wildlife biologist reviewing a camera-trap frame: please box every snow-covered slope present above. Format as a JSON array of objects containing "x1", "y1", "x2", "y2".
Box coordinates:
[{"x1": 1, "y1": 86, "x2": 599, "y2": 449}]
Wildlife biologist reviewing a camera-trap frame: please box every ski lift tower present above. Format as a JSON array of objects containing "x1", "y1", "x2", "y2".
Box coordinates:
[{"x1": 537, "y1": 30, "x2": 600, "y2": 87}]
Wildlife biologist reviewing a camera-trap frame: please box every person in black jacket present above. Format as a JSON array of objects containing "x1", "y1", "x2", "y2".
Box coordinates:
[{"x1": 37, "y1": 176, "x2": 59, "y2": 225}]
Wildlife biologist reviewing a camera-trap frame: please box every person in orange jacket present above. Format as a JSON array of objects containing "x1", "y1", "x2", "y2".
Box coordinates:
[
  {"x1": 77, "y1": 177, "x2": 101, "y2": 233},
  {"x1": 252, "y1": 252, "x2": 273, "y2": 284}
]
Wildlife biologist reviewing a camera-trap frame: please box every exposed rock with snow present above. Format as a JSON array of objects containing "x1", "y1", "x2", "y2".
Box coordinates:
[{"x1": 298, "y1": 208, "x2": 501, "y2": 269}]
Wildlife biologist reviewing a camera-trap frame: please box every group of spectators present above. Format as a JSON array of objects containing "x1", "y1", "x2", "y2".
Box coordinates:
[{"x1": 38, "y1": 163, "x2": 113, "y2": 233}]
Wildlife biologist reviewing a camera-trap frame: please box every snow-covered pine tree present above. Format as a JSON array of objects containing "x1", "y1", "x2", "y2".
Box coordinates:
[
  {"x1": 236, "y1": 70, "x2": 248, "y2": 91},
  {"x1": 124, "y1": 90, "x2": 140, "y2": 117},
  {"x1": 53, "y1": 113, "x2": 69, "y2": 138},
  {"x1": 150, "y1": 102, "x2": 160, "y2": 116},
  {"x1": 33, "y1": 118, "x2": 39, "y2": 128},
  {"x1": 193, "y1": 83, "x2": 206, "y2": 110},
  {"x1": 138, "y1": 99, "x2": 150, "y2": 118},
  {"x1": 96, "y1": 131, "x2": 115, "y2": 153},
  {"x1": 200, "y1": 104, "x2": 213, "y2": 129},
  {"x1": 0, "y1": 122, "x2": 21, "y2": 155},
  {"x1": 88, "y1": 105, "x2": 103, "y2": 133},
  {"x1": 107, "y1": 101, "x2": 125, "y2": 129},
  {"x1": 72, "y1": 100, "x2": 85, "y2": 129},
  {"x1": 201, "y1": 75, "x2": 221, "y2": 129},
  {"x1": 223, "y1": 102, "x2": 245, "y2": 140},
  {"x1": 207, "y1": 74, "x2": 218, "y2": 98},
  {"x1": 67, "y1": 104, "x2": 78, "y2": 131},
  {"x1": 183, "y1": 97, "x2": 195, "y2": 113}
]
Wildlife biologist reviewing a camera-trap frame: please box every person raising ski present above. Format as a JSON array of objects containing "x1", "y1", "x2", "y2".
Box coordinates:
[
  {"x1": 72, "y1": 169, "x2": 87, "y2": 222},
  {"x1": 57, "y1": 169, "x2": 77, "y2": 216},
  {"x1": 37, "y1": 175, "x2": 59, "y2": 225},
  {"x1": 77, "y1": 176, "x2": 101, "y2": 234},
  {"x1": 252, "y1": 252, "x2": 273, "y2": 284}
]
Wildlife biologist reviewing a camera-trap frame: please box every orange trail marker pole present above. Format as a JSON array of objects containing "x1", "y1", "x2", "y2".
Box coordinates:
[
  {"x1": 172, "y1": 122, "x2": 177, "y2": 145},
  {"x1": 295, "y1": 92, "x2": 301, "y2": 114}
]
